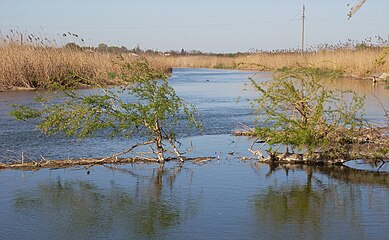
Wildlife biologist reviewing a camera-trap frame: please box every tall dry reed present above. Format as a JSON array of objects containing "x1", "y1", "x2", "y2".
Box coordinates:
[
  {"x1": 1, "y1": 41, "x2": 388, "y2": 91},
  {"x1": 0, "y1": 43, "x2": 123, "y2": 90},
  {"x1": 147, "y1": 48, "x2": 389, "y2": 78},
  {"x1": 146, "y1": 55, "x2": 237, "y2": 69}
]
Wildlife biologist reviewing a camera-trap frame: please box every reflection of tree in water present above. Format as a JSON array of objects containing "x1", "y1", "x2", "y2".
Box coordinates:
[
  {"x1": 14, "y1": 164, "x2": 198, "y2": 239},
  {"x1": 253, "y1": 162, "x2": 389, "y2": 186},
  {"x1": 250, "y1": 163, "x2": 388, "y2": 239},
  {"x1": 315, "y1": 165, "x2": 389, "y2": 186}
]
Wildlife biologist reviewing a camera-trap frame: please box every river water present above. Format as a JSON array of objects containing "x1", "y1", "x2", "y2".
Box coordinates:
[{"x1": 0, "y1": 68, "x2": 388, "y2": 239}]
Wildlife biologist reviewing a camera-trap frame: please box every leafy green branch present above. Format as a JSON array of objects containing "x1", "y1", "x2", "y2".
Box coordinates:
[
  {"x1": 249, "y1": 67, "x2": 365, "y2": 161},
  {"x1": 10, "y1": 58, "x2": 201, "y2": 163}
]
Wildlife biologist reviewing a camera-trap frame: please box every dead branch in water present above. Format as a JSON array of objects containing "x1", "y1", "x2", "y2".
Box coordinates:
[
  {"x1": 248, "y1": 137, "x2": 266, "y2": 160},
  {"x1": 0, "y1": 156, "x2": 216, "y2": 171},
  {"x1": 100, "y1": 140, "x2": 156, "y2": 161},
  {"x1": 241, "y1": 125, "x2": 389, "y2": 165},
  {"x1": 232, "y1": 123, "x2": 255, "y2": 136}
]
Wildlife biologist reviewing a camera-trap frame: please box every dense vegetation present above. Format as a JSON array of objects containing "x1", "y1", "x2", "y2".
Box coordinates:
[
  {"x1": 1, "y1": 35, "x2": 389, "y2": 91},
  {"x1": 248, "y1": 67, "x2": 366, "y2": 161}
]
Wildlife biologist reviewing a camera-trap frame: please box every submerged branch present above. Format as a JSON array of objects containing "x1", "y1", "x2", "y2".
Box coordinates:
[
  {"x1": 100, "y1": 140, "x2": 156, "y2": 161},
  {"x1": 0, "y1": 156, "x2": 216, "y2": 171},
  {"x1": 248, "y1": 137, "x2": 266, "y2": 160}
]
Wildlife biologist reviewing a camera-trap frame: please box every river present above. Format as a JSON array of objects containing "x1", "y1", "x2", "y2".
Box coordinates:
[{"x1": 0, "y1": 68, "x2": 388, "y2": 239}]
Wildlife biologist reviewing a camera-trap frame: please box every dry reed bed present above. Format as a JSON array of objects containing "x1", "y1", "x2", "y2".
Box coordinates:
[
  {"x1": 146, "y1": 55, "x2": 237, "y2": 69},
  {"x1": 0, "y1": 44, "x2": 145, "y2": 91},
  {"x1": 1, "y1": 43, "x2": 388, "y2": 91},
  {"x1": 147, "y1": 49, "x2": 389, "y2": 77}
]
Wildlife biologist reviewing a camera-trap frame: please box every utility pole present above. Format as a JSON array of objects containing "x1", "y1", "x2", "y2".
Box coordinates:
[{"x1": 301, "y1": 4, "x2": 305, "y2": 55}]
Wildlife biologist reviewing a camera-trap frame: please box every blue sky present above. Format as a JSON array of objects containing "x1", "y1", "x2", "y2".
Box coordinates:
[{"x1": 0, "y1": 0, "x2": 388, "y2": 52}]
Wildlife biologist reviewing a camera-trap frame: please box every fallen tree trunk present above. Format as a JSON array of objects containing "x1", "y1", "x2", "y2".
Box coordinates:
[{"x1": 0, "y1": 156, "x2": 216, "y2": 171}]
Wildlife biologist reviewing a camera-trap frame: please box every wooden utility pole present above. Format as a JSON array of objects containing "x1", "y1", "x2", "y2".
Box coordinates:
[{"x1": 301, "y1": 5, "x2": 305, "y2": 55}]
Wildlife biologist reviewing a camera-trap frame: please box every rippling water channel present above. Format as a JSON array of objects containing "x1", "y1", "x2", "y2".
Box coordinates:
[{"x1": 0, "y1": 68, "x2": 388, "y2": 239}]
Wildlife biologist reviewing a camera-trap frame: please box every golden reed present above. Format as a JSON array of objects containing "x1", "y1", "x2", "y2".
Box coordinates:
[
  {"x1": 1, "y1": 42, "x2": 388, "y2": 90},
  {"x1": 146, "y1": 49, "x2": 389, "y2": 78}
]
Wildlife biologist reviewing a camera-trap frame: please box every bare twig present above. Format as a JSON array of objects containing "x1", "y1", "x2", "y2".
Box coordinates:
[
  {"x1": 377, "y1": 160, "x2": 387, "y2": 172},
  {"x1": 278, "y1": 147, "x2": 289, "y2": 161},
  {"x1": 100, "y1": 140, "x2": 155, "y2": 161},
  {"x1": 369, "y1": 91, "x2": 389, "y2": 125},
  {"x1": 168, "y1": 136, "x2": 185, "y2": 162},
  {"x1": 248, "y1": 137, "x2": 266, "y2": 159}
]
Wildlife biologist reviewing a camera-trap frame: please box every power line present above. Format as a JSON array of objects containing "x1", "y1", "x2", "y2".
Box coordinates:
[
  {"x1": 0, "y1": 10, "x2": 298, "y2": 21},
  {"x1": 309, "y1": 18, "x2": 389, "y2": 27},
  {"x1": 0, "y1": 19, "x2": 300, "y2": 30}
]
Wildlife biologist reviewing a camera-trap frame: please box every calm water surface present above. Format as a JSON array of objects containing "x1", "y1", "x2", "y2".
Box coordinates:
[{"x1": 0, "y1": 68, "x2": 388, "y2": 239}]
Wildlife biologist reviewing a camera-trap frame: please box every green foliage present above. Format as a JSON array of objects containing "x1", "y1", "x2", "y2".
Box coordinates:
[
  {"x1": 250, "y1": 67, "x2": 365, "y2": 158},
  {"x1": 10, "y1": 105, "x2": 41, "y2": 121},
  {"x1": 10, "y1": 58, "x2": 201, "y2": 161},
  {"x1": 107, "y1": 72, "x2": 118, "y2": 80}
]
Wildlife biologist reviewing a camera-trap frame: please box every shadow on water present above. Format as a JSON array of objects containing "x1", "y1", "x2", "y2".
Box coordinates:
[{"x1": 12, "y1": 164, "x2": 199, "y2": 239}]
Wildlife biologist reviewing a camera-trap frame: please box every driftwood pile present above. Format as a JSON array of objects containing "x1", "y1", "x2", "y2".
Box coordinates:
[{"x1": 236, "y1": 126, "x2": 389, "y2": 165}]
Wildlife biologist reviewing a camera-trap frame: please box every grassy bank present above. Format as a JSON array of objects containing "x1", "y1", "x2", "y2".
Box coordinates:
[
  {"x1": 0, "y1": 43, "x2": 170, "y2": 91},
  {"x1": 0, "y1": 43, "x2": 115, "y2": 90},
  {"x1": 1, "y1": 43, "x2": 388, "y2": 91},
  {"x1": 147, "y1": 48, "x2": 389, "y2": 78}
]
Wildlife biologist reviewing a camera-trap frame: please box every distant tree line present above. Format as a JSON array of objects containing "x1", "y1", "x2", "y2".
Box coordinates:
[{"x1": 63, "y1": 42, "x2": 249, "y2": 57}]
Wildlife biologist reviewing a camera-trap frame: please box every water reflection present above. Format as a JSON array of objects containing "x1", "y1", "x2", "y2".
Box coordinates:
[
  {"x1": 250, "y1": 163, "x2": 389, "y2": 239},
  {"x1": 252, "y1": 162, "x2": 389, "y2": 186},
  {"x1": 2, "y1": 160, "x2": 388, "y2": 239},
  {"x1": 13, "y1": 164, "x2": 198, "y2": 239},
  {"x1": 315, "y1": 165, "x2": 389, "y2": 185}
]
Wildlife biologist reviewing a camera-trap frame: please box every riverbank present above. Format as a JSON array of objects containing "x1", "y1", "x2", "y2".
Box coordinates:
[
  {"x1": 1, "y1": 43, "x2": 388, "y2": 91},
  {"x1": 0, "y1": 43, "x2": 171, "y2": 91},
  {"x1": 147, "y1": 49, "x2": 389, "y2": 79}
]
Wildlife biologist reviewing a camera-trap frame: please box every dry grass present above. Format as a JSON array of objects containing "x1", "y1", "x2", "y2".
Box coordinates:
[
  {"x1": 241, "y1": 49, "x2": 389, "y2": 77},
  {"x1": 146, "y1": 55, "x2": 237, "y2": 69},
  {"x1": 1, "y1": 42, "x2": 388, "y2": 91},
  {"x1": 147, "y1": 48, "x2": 389, "y2": 77},
  {"x1": 0, "y1": 43, "x2": 170, "y2": 91},
  {"x1": 0, "y1": 43, "x2": 124, "y2": 90}
]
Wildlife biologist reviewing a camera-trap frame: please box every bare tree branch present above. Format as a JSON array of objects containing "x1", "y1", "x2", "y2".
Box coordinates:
[
  {"x1": 100, "y1": 140, "x2": 156, "y2": 161},
  {"x1": 248, "y1": 137, "x2": 266, "y2": 160}
]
